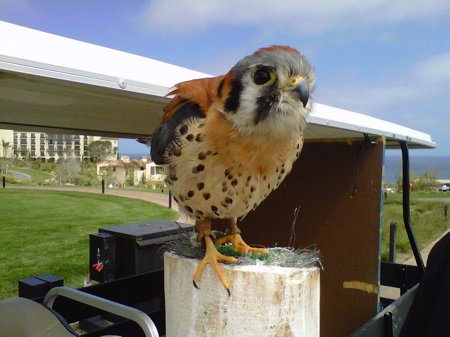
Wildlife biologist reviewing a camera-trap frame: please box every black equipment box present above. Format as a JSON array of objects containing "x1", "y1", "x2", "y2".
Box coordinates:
[
  {"x1": 89, "y1": 232, "x2": 116, "y2": 283},
  {"x1": 19, "y1": 274, "x2": 64, "y2": 299},
  {"x1": 90, "y1": 220, "x2": 193, "y2": 281}
]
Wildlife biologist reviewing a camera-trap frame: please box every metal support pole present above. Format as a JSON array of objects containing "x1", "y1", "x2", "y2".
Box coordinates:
[
  {"x1": 389, "y1": 222, "x2": 397, "y2": 262},
  {"x1": 400, "y1": 141, "x2": 425, "y2": 277},
  {"x1": 168, "y1": 190, "x2": 172, "y2": 209},
  {"x1": 2, "y1": 176, "x2": 5, "y2": 188},
  {"x1": 102, "y1": 179, "x2": 105, "y2": 194}
]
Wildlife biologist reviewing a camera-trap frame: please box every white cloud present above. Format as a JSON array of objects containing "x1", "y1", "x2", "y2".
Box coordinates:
[
  {"x1": 314, "y1": 52, "x2": 450, "y2": 122},
  {"x1": 412, "y1": 52, "x2": 450, "y2": 86},
  {"x1": 139, "y1": 0, "x2": 450, "y2": 35}
]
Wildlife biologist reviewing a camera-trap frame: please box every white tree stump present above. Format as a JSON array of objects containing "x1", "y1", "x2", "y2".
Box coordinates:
[{"x1": 164, "y1": 252, "x2": 320, "y2": 337}]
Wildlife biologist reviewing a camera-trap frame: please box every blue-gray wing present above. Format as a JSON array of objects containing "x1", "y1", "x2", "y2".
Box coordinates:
[{"x1": 150, "y1": 101, "x2": 205, "y2": 165}]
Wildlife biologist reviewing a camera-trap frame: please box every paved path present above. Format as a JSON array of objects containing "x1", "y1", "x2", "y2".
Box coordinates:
[
  {"x1": 10, "y1": 171, "x2": 31, "y2": 180},
  {"x1": 400, "y1": 228, "x2": 450, "y2": 266},
  {"x1": 397, "y1": 197, "x2": 450, "y2": 266},
  {"x1": 5, "y1": 185, "x2": 193, "y2": 224},
  {"x1": 416, "y1": 197, "x2": 450, "y2": 203}
]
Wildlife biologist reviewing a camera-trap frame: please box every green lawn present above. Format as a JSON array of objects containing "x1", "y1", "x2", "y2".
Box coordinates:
[
  {"x1": 0, "y1": 189, "x2": 178, "y2": 300},
  {"x1": 410, "y1": 192, "x2": 450, "y2": 199},
  {"x1": 381, "y1": 193, "x2": 450, "y2": 260}
]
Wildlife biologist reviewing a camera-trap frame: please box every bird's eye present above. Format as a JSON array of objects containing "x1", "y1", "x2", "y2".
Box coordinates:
[{"x1": 253, "y1": 69, "x2": 272, "y2": 85}]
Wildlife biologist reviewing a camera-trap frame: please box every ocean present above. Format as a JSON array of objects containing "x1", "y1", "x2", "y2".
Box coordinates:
[
  {"x1": 384, "y1": 155, "x2": 450, "y2": 184},
  {"x1": 122, "y1": 152, "x2": 450, "y2": 184}
]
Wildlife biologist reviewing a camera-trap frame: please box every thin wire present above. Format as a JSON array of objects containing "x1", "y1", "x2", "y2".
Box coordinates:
[{"x1": 288, "y1": 205, "x2": 301, "y2": 247}]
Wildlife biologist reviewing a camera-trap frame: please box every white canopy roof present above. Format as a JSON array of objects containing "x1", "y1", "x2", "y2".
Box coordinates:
[{"x1": 0, "y1": 21, "x2": 435, "y2": 149}]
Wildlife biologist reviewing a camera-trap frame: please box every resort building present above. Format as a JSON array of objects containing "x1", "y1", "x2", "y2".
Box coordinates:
[
  {"x1": 96, "y1": 156, "x2": 165, "y2": 187},
  {"x1": 0, "y1": 129, "x2": 118, "y2": 161}
]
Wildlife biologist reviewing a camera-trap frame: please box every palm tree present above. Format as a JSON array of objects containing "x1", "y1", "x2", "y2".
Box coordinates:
[
  {"x1": 1, "y1": 139, "x2": 11, "y2": 176},
  {"x1": 1, "y1": 139, "x2": 11, "y2": 159},
  {"x1": 121, "y1": 159, "x2": 140, "y2": 186}
]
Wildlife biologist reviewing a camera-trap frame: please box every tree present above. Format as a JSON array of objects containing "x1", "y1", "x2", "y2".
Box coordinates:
[
  {"x1": 73, "y1": 161, "x2": 100, "y2": 186},
  {"x1": 98, "y1": 165, "x2": 115, "y2": 186},
  {"x1": 121, "y1": 159, "x2": 140, "y2": 186},
  {"x1": 1, "y1": 139, "x2": 12, "y2": 176},
  {"x1": 417, "y1": 166, "x2": 440, "y2": 191},
  {"x1": 55, "y1": 157, "x2": 81, "y2": 185},
  {"x1": 1, "y1": 139, "x2": 11, "y2": 159},
  {"x1": 396, "y1": 166, "x2": 440, "y2": 192},
  {"x1": 396, "y1": 169, "x2": 419, "y2": 192},
  {"x1": 87, "y1": 140, "x2": 117, "y2": 162}
]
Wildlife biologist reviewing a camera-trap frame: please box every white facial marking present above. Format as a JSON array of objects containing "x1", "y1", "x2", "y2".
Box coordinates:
[{"x1": 223, "y1": 65, "x2": 309, "y2": 140}]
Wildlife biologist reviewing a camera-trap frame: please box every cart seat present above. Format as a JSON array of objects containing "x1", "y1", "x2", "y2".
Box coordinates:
[
  {"x1": 0, "y1": 286, "x2": 159, "y2": 337},
  {"x1": 0, "y1": 296, "x2": 76, "y2": 337}
]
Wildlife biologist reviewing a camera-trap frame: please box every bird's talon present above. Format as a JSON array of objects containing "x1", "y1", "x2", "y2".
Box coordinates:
[
  {"x1": 193, "y1": 280, "x2": 199, "y2": 289},
  {"x1": 193, "y1": 235, "x2": 236, "y2": 293}
]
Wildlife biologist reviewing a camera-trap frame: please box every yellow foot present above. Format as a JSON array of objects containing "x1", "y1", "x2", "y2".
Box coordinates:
[
  {"x1": 215, "y1": 233, "x2": 269, "y2": 255},
  {"x1": 193, "y1": 235, "x2": 237, "y2": 296}
]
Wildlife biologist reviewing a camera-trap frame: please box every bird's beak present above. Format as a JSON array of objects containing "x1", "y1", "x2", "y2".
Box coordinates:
[{"x1": 284, "y1": 78, "x2": 309, "y2": 107}]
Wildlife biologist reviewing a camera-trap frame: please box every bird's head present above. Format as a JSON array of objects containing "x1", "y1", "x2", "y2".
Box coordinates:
[{"x1": 216, "y1": 46, "x2": 315, "y2": 139}]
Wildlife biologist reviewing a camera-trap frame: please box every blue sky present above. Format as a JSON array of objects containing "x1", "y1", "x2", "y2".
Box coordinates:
[{"x1": 1, "y1": 0, "x2": 449, "y2": 156}]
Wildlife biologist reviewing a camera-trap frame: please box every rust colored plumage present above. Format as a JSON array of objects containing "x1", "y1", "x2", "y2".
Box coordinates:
[
  {"x1": 253, "y1": 45, "x2": 299, "y2": 56},
  {"x1": 161, "y1": 75, "x2": 226, "y2": 123}
]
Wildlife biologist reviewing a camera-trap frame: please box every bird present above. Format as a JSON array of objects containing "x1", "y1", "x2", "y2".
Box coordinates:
[{"x1": 151, "y1": 45, "x2": 315, "y2": 294}]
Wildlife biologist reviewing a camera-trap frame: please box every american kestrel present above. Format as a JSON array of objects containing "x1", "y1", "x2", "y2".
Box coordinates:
[{"x1": 151, "y1": 46, "x2": 315, "y2": 294}]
